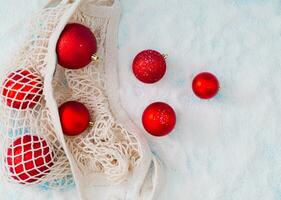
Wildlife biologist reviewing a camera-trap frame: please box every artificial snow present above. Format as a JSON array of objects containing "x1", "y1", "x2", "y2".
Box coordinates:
[{"x1": 1, "y1": 0, "x2": 281, "y2": 199}]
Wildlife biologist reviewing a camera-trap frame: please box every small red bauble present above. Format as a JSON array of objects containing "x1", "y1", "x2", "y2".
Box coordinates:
[
  {"x1": 6, "y1": 135, "x2": 53, "y2": 184},
  {"x1": 142, "y1": 102, "x2": 176, "y2": 137},
  {"x1": 56, "y1": 23, "x2": 97, "y2": 69},
  {"x1": 2, "y1": 69, "x2": 43, "y2": 109},
  {"x1": 59, "y1": 101, "x2": 90, "y2": 136},
  {"x1": 132, "y1": 49, "x2": 166, "y2": 84},
  {"x1": 192, "y1": 72, "x2": 219, "y2": 99}
]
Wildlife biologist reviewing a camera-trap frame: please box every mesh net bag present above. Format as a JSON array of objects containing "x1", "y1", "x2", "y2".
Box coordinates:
[
  {"x1": 54, "y1": 5, "x2": 144, "y2": 185},
  {"x1": 0, "y1": 2, "x2": 75, "y2": 189},
  {"x1": 0, "y1": 0, "x2": 164, "y2": 199}
]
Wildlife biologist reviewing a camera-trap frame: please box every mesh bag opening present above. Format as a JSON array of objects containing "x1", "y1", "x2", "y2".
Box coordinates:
[{"x1": 52, "y1": 1, "x2": 143, "y2": 184}]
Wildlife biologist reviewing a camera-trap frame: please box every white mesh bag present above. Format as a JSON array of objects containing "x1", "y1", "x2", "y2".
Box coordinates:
[
  {"x1": 0, "y1": 0, "x2": 164, "y2": 199},
  {"x1": 0, "y1": 1, "x2": 75, "y2": 189}
]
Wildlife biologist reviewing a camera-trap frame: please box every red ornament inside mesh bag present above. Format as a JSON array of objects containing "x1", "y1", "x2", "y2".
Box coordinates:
[
  {"x1": 56, "y1": 23, "x2": 98, "y2": 69},
  {"x1": 1, "y1": 69, "x2": 43, "y2": 109},
  {"x1": 59, "y1": 101, "x2": 90, "y2": 136},
  {"x1": 6, "y1": 135, "x2": 54, "y2": 184}
]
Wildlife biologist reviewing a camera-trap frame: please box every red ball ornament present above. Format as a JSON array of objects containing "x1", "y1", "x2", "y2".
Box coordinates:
[
  {"x1": 59, "y1": 101, "x2": 90, "y2": 136},
  {"x1": 6, "y1": 135, "x2": 53, "y2": 184},
  {"x1": 132, "y1": 49, "x2": 166, "y2": 84},
  {"x1": 192, "y1": 72, "x2": 219, "y2": 99},
  {"x1": 56, "y1": 23, "x2": 97, "y2": 69},
  {"x1": 2, "y1": 69, "x2": 43, "y2": 109},
  {"x1": 142, "y1": 102, "x2": 176, "y2": 137}
]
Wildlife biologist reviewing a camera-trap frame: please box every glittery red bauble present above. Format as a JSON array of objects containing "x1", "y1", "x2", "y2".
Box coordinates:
[
  {"x1": 59, "y1": 101, "x2": 90, "y2": 136},
  {"x1": 192, "y1": 72, "x2": 219, "y2": 99},
  {"x1": 142, "y1": 102, "x2": 176, "y2": 137},
  {"x1": 2, "y1": 69, "x2": 43, "y2": 109},
  {"x1": 132, "y1": 49, "x2": 166, "y2": 84},
  {"x1": 6, "y1": 135, "x2": 53, "y2": 184},
  {"x1": 56, "y1": 23, "x2": 97, "y2": 69}
]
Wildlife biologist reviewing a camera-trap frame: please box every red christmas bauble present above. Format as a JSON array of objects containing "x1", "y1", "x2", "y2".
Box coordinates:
[
  {"x1": 142, "y1": 102, "x2": 176, "y2": 137},
  {"x1": 192, "y1": 72, "x2": 219, "y2": 99},
  {"x1": 56, "y1": 23, "x2": 97, "y2": 69},
  {"x1": 59, "y1": 101, "x2": 90, "y2": 136},
  {"x1": 6, "y1": 135, "x2": 53, "y2": 184},
  {"x1": 2, "y1": 69, "x2": 43, "y2": 109},
  {"x1": 132, "y1": 49, "x2": 166, "y2": 84}
]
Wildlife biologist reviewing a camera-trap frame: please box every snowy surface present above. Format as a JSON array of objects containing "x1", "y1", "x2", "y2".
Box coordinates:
[{"x1": 1, "y1": 0, "x2": 281, "y2": 199}]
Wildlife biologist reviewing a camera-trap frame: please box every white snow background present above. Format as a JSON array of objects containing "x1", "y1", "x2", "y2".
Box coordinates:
[{"x1": 1, "y1": 0, "x2": 281, "y2": 199}]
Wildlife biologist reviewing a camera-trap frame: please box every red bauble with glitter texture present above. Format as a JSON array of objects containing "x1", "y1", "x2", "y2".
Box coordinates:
[
  {"x1": 2, "y1": 69, "x2": 43, "y2": 109},
  {"x1": 59, "y1": 101, "x2": 90, "y2": 136},
  {"x1": 132, "y1": 49, "x2": 166, "y2": 84},
  {"x1": 192, "y1": 72, "x2": 219, "y2": 99},
  {"x1": 56, "y1": 23, "x2": 97, "y2": 69},
  {"x1": 6, "y1": 135, "x2": 53, "y2": 184},
  {"x1": 142, "y1": 102, "x2": 176, "y2": 137}
]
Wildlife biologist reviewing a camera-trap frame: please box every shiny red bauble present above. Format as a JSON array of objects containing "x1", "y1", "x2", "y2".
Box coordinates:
[
  {"x1": 192, "y1": 72, "x2": 219, "y2": 99},
  {"x1": 2, "y1": 69, "x2": 43, "y2": 109},
  {"x1": 132, "y1": 49, "x2": 166, "y2": 84},
  {"x1": 59, "y1": 101, "x2": 90, "y2": 136},
  {"x1": 142, "y1": 102, "x2": 176, "y2": 137},
  {"x1": 6, "y1": 135, "x2": 53, "y2": 184},
  {"x1": 56, "y1": 23, "x2": 97, "y2": 69}
]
